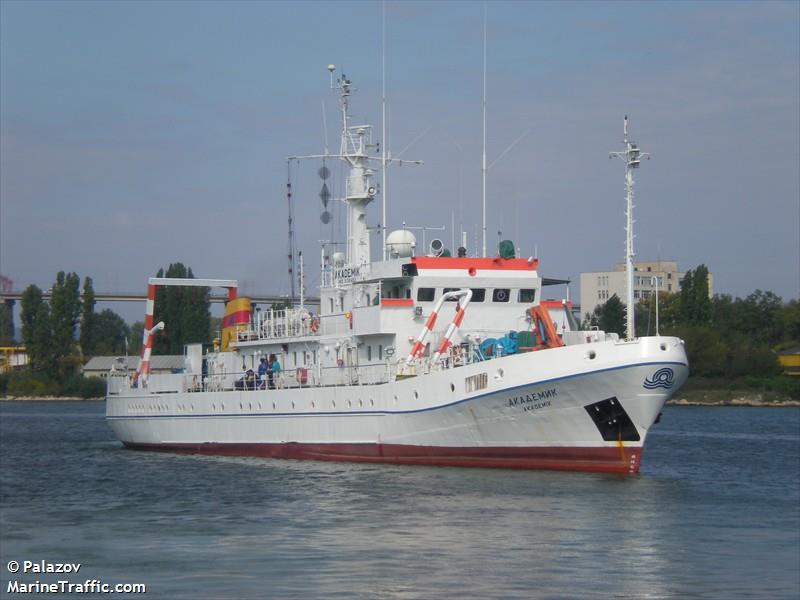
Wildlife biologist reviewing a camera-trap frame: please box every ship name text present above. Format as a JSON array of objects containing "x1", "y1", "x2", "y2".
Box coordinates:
[{"x1": 507, "y1": 388, "x2": 557, "y2": 412}]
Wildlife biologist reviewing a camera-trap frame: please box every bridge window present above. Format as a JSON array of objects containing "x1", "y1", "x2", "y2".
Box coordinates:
[
  {"x1": 492, "y1": 288, "x2": 510, "y2": 303},
  {"x1": 417, "y1": 288, "x2": 435, "y2": 302},
  {"x1": 519, "y1": 289, "x2": 536, "y2": 303},
  {"x1": 470, "y1": 288, "x2": 485, "y2": 302}
]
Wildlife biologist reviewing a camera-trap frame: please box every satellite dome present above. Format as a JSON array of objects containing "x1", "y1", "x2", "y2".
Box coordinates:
[{"x1": 385, "y1": 230, "x2": 416, "y2": 259}]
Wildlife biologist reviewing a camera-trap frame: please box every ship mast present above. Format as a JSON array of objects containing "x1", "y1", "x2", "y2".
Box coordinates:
[
  {"x1": 610, "y1": 116, "x2": 649, "y2": 340},
  {"x1": 481, "y1": 1, "x2": 487, "y2": 258},
  {"x1": 336, "y1": 72, "x2": 376, "y2": 267},
  {"x1": 290, "y1": 67, "x2": 421, "y2": 274}
]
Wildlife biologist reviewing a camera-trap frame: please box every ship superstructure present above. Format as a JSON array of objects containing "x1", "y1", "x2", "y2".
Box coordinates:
[{"x1": 106, "y1": 72, "x2": 688, "y2": 474}]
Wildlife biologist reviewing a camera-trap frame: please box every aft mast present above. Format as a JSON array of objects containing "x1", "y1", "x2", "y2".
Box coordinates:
[{"x1": 610, "y1": 116, "x2": 649, "y2": 340}]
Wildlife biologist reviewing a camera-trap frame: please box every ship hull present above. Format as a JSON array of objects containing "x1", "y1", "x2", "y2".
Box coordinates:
[
  {"x1": 106, "y1": 336, "x2": 688, "y2": 475},
  {"x1": 121, "y1": 441, "x2": 643, "y2": 473}
]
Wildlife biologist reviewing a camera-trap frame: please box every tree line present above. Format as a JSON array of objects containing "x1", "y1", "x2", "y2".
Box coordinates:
[
  {"x1": 0, "y1": 263, "x2": 213, "y2": 396},
  {"x1": 586, "y1": 264, "x2": 800, "y2": 382}
]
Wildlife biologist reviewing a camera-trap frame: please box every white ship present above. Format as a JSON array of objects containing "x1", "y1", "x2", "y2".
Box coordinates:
[{"x1": 106, "y1": 72, "x2": 688, "y2": 474}]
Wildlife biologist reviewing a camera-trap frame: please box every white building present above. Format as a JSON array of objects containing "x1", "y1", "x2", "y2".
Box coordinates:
[{"x1": 579, "y1": 260, "x2": 713, "y2": 321}]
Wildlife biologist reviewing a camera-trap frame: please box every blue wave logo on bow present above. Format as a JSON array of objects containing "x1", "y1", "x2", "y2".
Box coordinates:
[{"x1": 643, "y1": 368, "x2": 675, "y2": 389}]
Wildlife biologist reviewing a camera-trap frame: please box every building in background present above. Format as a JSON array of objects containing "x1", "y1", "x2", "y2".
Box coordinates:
[
  {"x1": 579, "y1": 260, "x2": 713, "y2": 321},
  {"x1": 83, "y1": 355, "x2": 185, "y2": 379},
  {"x1": 0, "y1": 346, "x2": 27, "y2": 373}
]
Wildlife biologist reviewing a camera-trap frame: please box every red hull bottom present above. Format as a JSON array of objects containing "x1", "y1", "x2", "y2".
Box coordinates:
[{"x1": 122, "y1": 441, "x2": 643, "y2": 475}]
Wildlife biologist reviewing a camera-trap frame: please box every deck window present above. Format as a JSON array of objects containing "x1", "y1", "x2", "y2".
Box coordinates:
[
  {"x1": 492, "y1": 288, "x2": 511, "y2": 303},
  {"x1": 519, "y1": 289, "x2": 536, "y2": 303},
  {"x1": 417, "y1": 287, "x2": 435, "y2": 302}
]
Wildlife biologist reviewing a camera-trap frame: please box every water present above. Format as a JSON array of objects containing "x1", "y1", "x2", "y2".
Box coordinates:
[{"x1": 1, "y1": 402, "x2": 798, "y2": 600}]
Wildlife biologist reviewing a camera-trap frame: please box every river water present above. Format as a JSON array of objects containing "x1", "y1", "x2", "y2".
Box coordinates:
[{"x1": 1, "y1": 401, "x2": 798, "y2": 599}]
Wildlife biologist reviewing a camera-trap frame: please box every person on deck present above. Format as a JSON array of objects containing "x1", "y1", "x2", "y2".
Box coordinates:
[
  {"x1": 258, "y1": 357, "x2": 268, "y2": 390},
  {"x1": 269, "y1": 354, "x2": 282, "y2": 389}
]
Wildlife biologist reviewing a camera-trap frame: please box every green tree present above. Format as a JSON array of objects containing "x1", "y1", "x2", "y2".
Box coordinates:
[
  {"x1": 80, "y1": 276, "x2": 96, "y2": 356},
  {"x1": 672, "y1": 324, "x2": 727, "y2": 377},
  {"x1": 129, "y1": 321, "x2": 144, "y2": 355},
  {"x1": 691, "y1": 265, "x2": 712, "y2": 324},
  {"x1": 50, "y1": 272, "x2": 82, "y2": 370},
  {"x1": 723, "y1": 330, "x2": 781, "y2": 378},
  {"x1": 152, "y1": 263, "x2": 210, "y2": 354},
  {"x1": 779, "y1": 299, "x2": 800, "y2": 344},
  {"x1": 588, "y1": 294, "x2": 626, "y2": 338},
  {"x1": 712, "y1": 290, "x2": 783, "y2": 345},
  {"x1": 92, "y1": 309, "x2": 131, "y2": 355},
  {"x1": 0, "y1": 301, "x2": 14, "y2": 345},
  {"x1": 679, "y1": 268, "x2": 694, "y2": 323},
  {"x1": 20, "y1": 285, "x2": 55, "y2": 373},
  {"x1": 679, "y1": 265, "x2": 712, "y2": 325},
  {"x1": 711, "y1": 294, "x2": 747, "y2": 335},
  {"x1": 744, "y1": 290, "x2": 783, "y2": 345},
  {"x1": 209, "y1": 316, "x2": 222, "y2": 342}
]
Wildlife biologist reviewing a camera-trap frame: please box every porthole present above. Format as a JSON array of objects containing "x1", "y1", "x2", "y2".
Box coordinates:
[
  {"x1": 348, "y1": 400, "x2": 352, "y2": 408},
  {"x1": 332, "y1": 400, "x2": 336, "y2": 408},
  {"x1": 414, "y1": 391, "x2": 419, "y2": 400},
  {"x1": 311, "y1": 401, "x2": 316, "y2": 409},
  {"x1": 221, "y1": 403, "x2": 225, "y2": 410},
  {"x1": 495, "y1": 368, "x2": 505, "y2": 380},
  {"x1": 191, "y1": 404, "x2": 195, "y2": 411},
  {"x1": 358, "y1": 399, "x2": 363, "y2": 407},
  {"x1": 450, "y1": 383, "x2": 455, "y2": 392},
  {"x1": 587, "y1": 350, "x2": 596, "y2": 360},
  {"x1": 393, "y1": 395, "x2": 398, "y2": 404},
  {"x1": 660, "y1": 343, "x2": 667, "y2": 351},
  {"x1": 291, "y1": 401, "x2": 295, "y2": 409},
  {"x1": 240, "y1": 402, "x2": 244, "y2": 410},
  {"x1": 258, "y1": 402, "x2": 262, "y2": 410},
  {"x1": 249, "y1": 402, "x2": 253, "y2": 411},
  {"x1": 272, "y1": 402, "x2": 276, "y2": 410},
  {"x1": 370, "y1": 398, "x2": 374, "y2": 407}
]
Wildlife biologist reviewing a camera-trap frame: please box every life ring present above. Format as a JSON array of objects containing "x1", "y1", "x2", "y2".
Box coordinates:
[{"x1": 310, "y1": 317, "x2": 319, "y2": 332}]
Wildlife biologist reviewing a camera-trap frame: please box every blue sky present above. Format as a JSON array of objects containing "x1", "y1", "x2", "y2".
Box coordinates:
[{"x1": 1, "y1": 1, "x2": 798, "y2": 322}]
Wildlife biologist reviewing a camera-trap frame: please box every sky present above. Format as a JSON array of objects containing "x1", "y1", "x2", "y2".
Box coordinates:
[{"x1": 1, "y1": 0, "x2": 798, "y2": 323}]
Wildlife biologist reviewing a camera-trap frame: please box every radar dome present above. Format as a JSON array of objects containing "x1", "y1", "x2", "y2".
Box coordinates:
[
  {"x1": 386, "y1": 230, "x2": 416, "y2": 259},
  {"x1": 332, "y1": 252, "x2": 346, "y2": 266}
]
